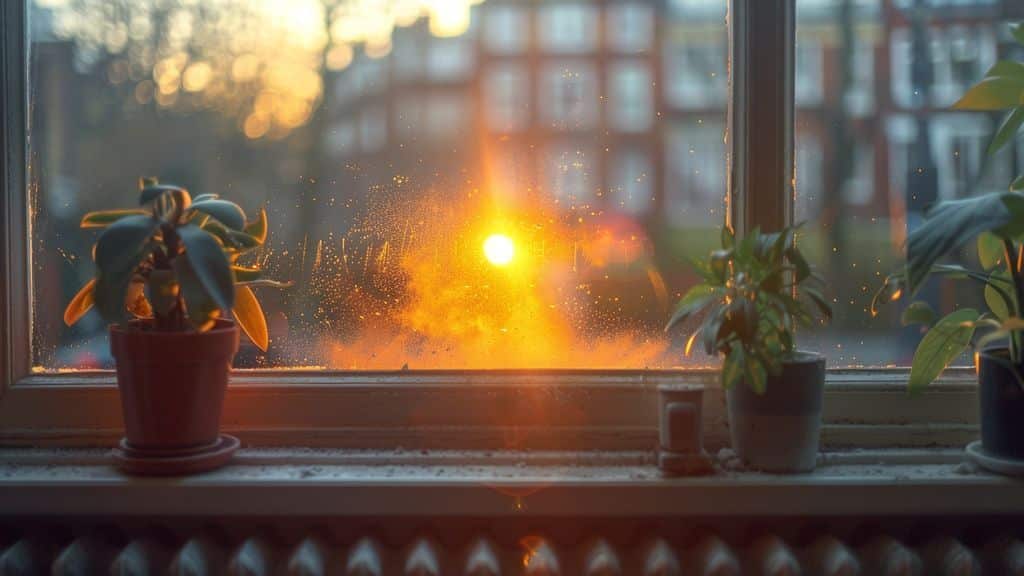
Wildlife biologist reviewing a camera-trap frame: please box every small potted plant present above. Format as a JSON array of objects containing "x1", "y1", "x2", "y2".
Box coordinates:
[
  {"x1": 666, "y1": 225, "x2": 831, "y2": 472},
  {"x1": 63, "y1": 177, "x2": 286, "y2": 475},
  {"x1": 873, "y1": 24, "x2": 1024, "y2": 472}
]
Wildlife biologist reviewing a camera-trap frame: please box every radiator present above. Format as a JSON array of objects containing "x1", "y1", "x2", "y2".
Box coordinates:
[{"x1": 2, "y1": 526, "x2": 1022, "y2": 575}]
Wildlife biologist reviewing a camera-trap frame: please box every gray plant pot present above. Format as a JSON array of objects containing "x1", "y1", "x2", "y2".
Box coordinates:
[{"x1": 726, "y1": 351, "x2": 825, "y2": 473}]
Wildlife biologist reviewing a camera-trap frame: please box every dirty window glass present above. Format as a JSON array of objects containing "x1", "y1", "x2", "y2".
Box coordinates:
[
  {"x1": 30, "y1": 0, "x2": 730, "y2": 370},
  {"x1": 794, "y1": 0, "x2": 1020, "y2": 366}
]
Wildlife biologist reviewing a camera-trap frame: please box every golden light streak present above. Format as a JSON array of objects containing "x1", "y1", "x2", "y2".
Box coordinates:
[{"x1": 684, "y1": 331, "x2": 698, "y2": 356}]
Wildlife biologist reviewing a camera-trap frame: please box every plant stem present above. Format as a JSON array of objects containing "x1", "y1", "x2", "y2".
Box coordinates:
[{"x1": 1003, "y1": 239, "x2": 1024, "y2": 364}]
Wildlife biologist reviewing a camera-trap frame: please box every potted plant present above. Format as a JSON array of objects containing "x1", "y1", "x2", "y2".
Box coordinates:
[
  {"x1": 872, "y1": 24, "x2": 1024, "y2": 470},
  {"x1": 63, "y1": 177, "x2": 286, "y2": 474},
  {"x1": 666, "y1": 225, "x2": 831, "y2": 472}
]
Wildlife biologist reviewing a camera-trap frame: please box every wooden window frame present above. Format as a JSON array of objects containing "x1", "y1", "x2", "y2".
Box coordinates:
[{"x1": 0, "y1": 0, "x2": 980, "y2": 449}]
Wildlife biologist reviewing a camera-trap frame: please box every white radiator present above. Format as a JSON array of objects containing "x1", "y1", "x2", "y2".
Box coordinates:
[{"x1": 2, "y1": 527, "x2": 1022, "y2": 575}]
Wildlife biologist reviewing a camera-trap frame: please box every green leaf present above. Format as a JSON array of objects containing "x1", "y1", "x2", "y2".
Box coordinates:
[
  {"x1": 977, "y1": 318, "x2": 1024, "y2": 351},
  {"x1": 709, "y1": 249, "x2": 731, "y2": 281},
  {"x1": 144, "y1": 269, "x2": 179, "y2": 317},
  {"x1": 666, "y1": 284, "x2": 719, "y2": 332},
  {"x1": 94, "y1": 271, "x2": 132, "y2": 323},
  {"x1": 94, "y1": 214, "x2": 160, "y2": 274},
  {"x1": 985, "y1": 60, "x2": 1024, "y2": 82},
  {"x1": 245, "y1": 207, "x2": 268, "y2": 244},
  {"x1": 990, "y1": 108, "x2": 1024, "y2": 156},
  {"x1": 721, "y1": 225, "x2": 735, "y2": 249},
  {"x1": 192, "y1": 193, "x2": 220, "y2": 202},
  {"x1": 79, "y1": 209, "x2": 148, "y2": 230},
  {"x1": 177, "y1": 224, "x2": 235, "y2": 311},
  {"x1": 702, "y1": 306, "x2": 727, "y2": 356},
  {"x1": 174, "y1": 252, "x2": 220, "y2": 330},
  {"x1": 745, "y1": 356, "x2": 767, "y2": 395},
  {"x1": 1012, "y1": 23, "x2": 1024, "y2": 46},
  {"x1": 953, "y1": 77, "x2": 1024, "y2": 111},
  {"x1": 722, "y1": 343, "x2": 744, "y2": 390},
  {"x1": 232, "y1": 266, "x2": 262, "y2": 283},
  {"x1": 1012, "y1": 175, "x2": 1024, "y2": 192},
  {"x1": 203, "y1": 219, "x2": 261, "y2": 251},
  {"x1": 801, "y1": 287, "x2": 833, "y2": 320},
  {"x1": 234, "y1": 285, "x2": 269, "y2": 351},
  {"x1": 63, "y1": 279, "x2": 96, "y2": 326},
  {"x1": 139, "y1": 184, "x2": 189, "y2": 206},
  {"x1": 901, "y1": 301, "x2": 936, "y2": 327},
  {"x1": 739, "y1": 297, "x2": 759, "y2": 341},
  {"x1": 93, "y1": 215, "x2": 160, "y2": 322},
  {"x1": 235, "y1": 279, "x2": 292, "y2": 289},
  {"x1": 986, "y1": 280, "x2": 1013, "y2": 321},
  {"x1": 908, "y1": 308, "x2": 979, "y2": 394},
  {"x1": 786, "y1": 246, "x2": 811, "y2": 282},
  {"x1": 189, "y1": 199, "x2": 246, "y2": 231},
  {"x1": 978, "y1": 231, "x2": 1004, "y2": 269},
  {"x1": 906, "y1": 192, "x2": 1024, "y2": 295}
]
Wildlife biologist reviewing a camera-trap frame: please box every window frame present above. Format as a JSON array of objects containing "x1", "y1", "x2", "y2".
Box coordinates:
[{"x1": 0, "y1": 0, "x2": 981, "y2": 449}]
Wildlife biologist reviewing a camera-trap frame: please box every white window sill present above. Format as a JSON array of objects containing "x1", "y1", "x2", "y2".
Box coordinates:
[{"x1": 1, "y1": 448, "x2": 1019, "y2": 517}]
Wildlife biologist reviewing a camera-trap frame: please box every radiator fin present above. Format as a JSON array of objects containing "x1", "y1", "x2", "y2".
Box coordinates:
[{"x1": 1, "y1": 529, "x2": 1022, "y2": 575}]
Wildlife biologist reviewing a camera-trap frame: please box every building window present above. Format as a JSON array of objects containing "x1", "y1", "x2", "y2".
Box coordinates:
[
  {"x1": 610, "y1": 148, "x2": 653, "y2": 215},
  {"x1": 538, "y1": 4, "x2": 598, "y2": 54},
  {"x1": 607, "y1": 60, "x2": 653, "y2": 133},
  {"x1": 481, "y1": 4, "x2": 529, "y2": 55},
  {"x1": 485, "y1": 63, "x2": 530, "y2": 132},
  {"x1": 539, "y1": 61, "x2": 599, "y2": 130},
  {"x1": 663, "y1": 36, "x2": 727, "y2": 110},
  {"x1": 606, "y1": 3, "x2": 654, "y2": 54},
  {"x1": 427, "y1": 36, "x2": 475, "y2": 82}
]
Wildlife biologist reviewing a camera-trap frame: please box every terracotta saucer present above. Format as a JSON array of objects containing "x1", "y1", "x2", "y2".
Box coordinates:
[
  {"x1": 118, "y1": 437, "x2": 221, "y2": 458},
  {"x1": 113, "y1": 434, "x2": 240, "y2": 476}
]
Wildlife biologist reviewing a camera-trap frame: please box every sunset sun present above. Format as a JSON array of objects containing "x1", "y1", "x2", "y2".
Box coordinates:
[{"x1": 483, "y1": 233, "x2": 515, "y2": 267}]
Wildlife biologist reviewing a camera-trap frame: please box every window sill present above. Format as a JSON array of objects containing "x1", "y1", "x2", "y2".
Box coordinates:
[
  {"x1": 0, "y1": 370, "x2": 980, "y2": 450},
  {"x1": 1, "y1": 447, "x2": 1019, "y2": 518}
]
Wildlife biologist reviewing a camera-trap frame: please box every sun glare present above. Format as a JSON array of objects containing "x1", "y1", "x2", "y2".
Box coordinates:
[{"x1": 483, "y1": 233, "x2": 515, "y2": 267}]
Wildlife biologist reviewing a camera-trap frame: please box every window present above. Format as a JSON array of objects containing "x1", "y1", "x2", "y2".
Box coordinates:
[
  {"x1": 540, "y1": 61, "x2": 599, "y2": 129},
  {"x1": 484, "y1": 64, "x2": 530, "y2": 132},
  {"x1": 0, "y1": 0, "x2": 995, "y2": 444},
  {"x1": 606, "y1": 3, "x2": 654, "y2": 54},
  {"x1": 607, "y1": 61, "x2": 653, "y2": 133},
  {"x1": 610, "y1": 148, "x2": 653, "y2": 215},
  {"x1": 481, "y1": 4, "x2": 529, "y2": 55},
  {"x1": 794, "y1": 0, "x2": 1017, "y2": 366},
  {"x1": 26, "y1": 0, "x2": 731, "y2": 372},
  {"x1": 538, "y1": 4, "x2": 598, "y2": 54}
]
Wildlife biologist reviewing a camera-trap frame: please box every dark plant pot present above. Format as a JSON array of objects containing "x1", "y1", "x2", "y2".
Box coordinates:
[
  {"x1": 110, "y1": 318, "x2": 239, "y2": 450},
  {"x1": 977, "y1": 349, "x2": 1024, "y2": 460},
  {"x1": 726, "y1": 352, "x2": 825, "y2": 473}
]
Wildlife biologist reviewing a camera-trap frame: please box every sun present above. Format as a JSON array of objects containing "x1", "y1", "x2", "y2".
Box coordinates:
[{"x1": 483, "y1": 233, "x2": 515, "y2": 266}]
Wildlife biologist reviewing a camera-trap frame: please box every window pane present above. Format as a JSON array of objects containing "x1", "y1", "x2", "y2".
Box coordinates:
[
  {"x1": 794, "y1": 0, "x2": 1019, "y2": 366},
  {"x1": 608, "y1": 60, "x2": 654, "y2": 133},
  {"x1": 29, "y1": 0, "x2": 729, "y2": 370}
]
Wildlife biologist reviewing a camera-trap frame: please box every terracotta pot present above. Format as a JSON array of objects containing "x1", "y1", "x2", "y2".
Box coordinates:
[
  {"x1": 977, "y1": 349, "x2": 1024, "y2": 460},
  {"x1": 726, "y1": 351, "x2": 825, "y2": 473},
  {"x1": 110, "y1": 319, "x2": 239, "y2": 450}
]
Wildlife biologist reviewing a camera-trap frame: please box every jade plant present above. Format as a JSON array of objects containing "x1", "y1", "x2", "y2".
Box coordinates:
[
  {"x1": 666, "y1": 225, "x2": 831, "y2": 392},
  {"x1": 872, "y1": 23, "x2": 1024, "y2": 391},
  {"x1": 63, "y1": 177, "x2": 287, "y2": 350}
]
